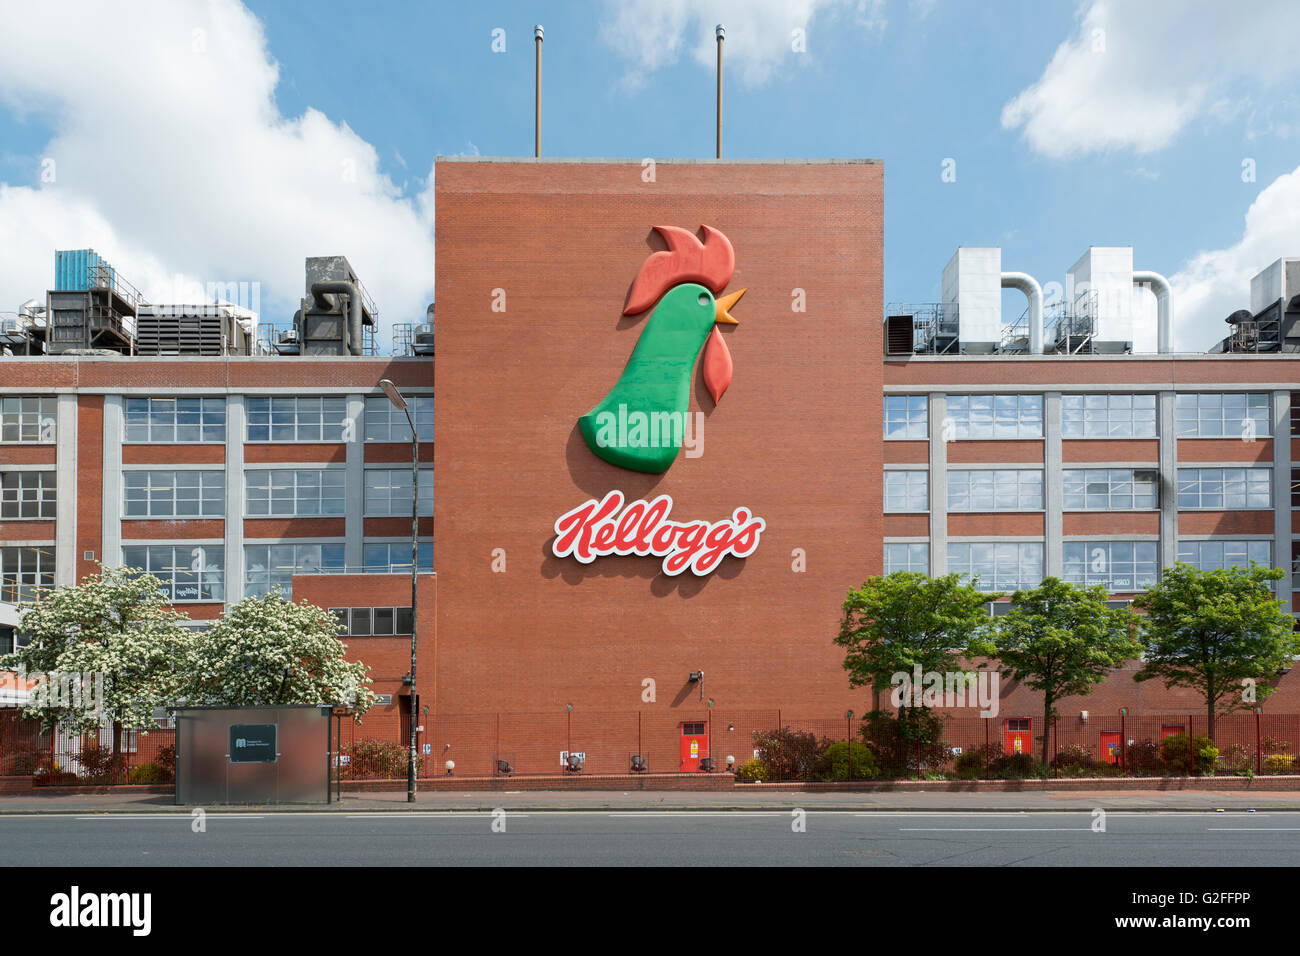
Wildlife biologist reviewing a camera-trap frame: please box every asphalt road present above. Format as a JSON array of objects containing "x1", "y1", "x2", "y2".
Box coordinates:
[{"x1": 6, "y1": 810, "x2": 1300, "y2": 866}]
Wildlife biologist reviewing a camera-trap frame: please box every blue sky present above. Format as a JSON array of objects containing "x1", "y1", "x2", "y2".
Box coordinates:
[{"x1": 1, "y1": 0, "x2": 1298, "y2": 351}]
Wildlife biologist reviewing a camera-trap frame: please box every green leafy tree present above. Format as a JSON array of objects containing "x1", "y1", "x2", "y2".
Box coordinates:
[
  {"x1": 180, "y1": 590, "x2": 374, "y2": 714},
  {"x1": 994, "y1": 577, "x2": 1141, "y2": 763},
  {"x1": 834, "y1": 571, "x2": 997, "y2": 708},
  {"x1": 0, "y1": 565, "x2": 194, "y2": 755},
  {"x1": 1133, "y1": 563, "x2": 1297, "y2": 740}
]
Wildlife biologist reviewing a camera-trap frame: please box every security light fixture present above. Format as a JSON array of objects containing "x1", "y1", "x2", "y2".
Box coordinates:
[
  {"x1": 689, "y1": 671, "x2": 703, "y2": 683},
  {"x1": 444, "y1": 760, "x2": 455, "y2": 776},
  {"x1": 725, "y1": 755, "x2": 735, "y2": 770},
  {"x1": 378, "y1": 378, "x2": 407, "y2": 411}
]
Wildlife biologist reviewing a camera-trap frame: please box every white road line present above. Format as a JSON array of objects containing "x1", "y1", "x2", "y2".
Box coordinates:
[
  {"x1": 75, "y1": 814, "x2": 264, "y2": 821},
  {"x1": 1206, "y1": 827, "x2": 1300, "y2": 831},
  {"x1": 900, "y1": 827, "x2": 1091, "y2": 832}
]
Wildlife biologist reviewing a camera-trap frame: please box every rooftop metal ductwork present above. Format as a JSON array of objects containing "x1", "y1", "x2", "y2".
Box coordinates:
[
  {"x1": 1001, "y1": 271, "x2": 1043, "y2": 354},
  {"x1": 298, "y1": 256, "x2": 377, "y2": 356},
  {"x1": 1133, "y1": 269, "x2": 1172, "y2": 354}
]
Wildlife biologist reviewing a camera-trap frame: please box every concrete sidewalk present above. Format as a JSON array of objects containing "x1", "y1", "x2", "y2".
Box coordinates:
[{"x1": 3, "y1": 786, "x2": 1300, "y2": 813}]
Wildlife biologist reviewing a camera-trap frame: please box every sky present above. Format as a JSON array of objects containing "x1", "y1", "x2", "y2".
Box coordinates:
[{"x1": 1, "y1": 0, "x2": 1299, "y2": 353}]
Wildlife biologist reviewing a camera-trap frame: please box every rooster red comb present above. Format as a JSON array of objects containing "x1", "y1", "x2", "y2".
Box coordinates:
[{"x1": 623, "y1": 225, "x2": 735, "y2": 316}]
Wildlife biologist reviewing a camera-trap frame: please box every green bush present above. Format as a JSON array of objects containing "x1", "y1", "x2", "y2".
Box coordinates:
[
  {"x1": 751, "y1": 727, "x2": 828, "y2": 781},
  {"x1": 1263, "y1": 754, "x2": 1295, "y2": 775},
  {"x1": 128, "y1": 763, "x2": 171, "y2": 784},
  {"x1": 5, "y1": 750, "x2": 48, "y2": 776},
  {"x1": 347, "y1": 739, "x2": 425, "y2": 778},
  {"x1": 989, "y1": 751, "x2": 1049, "y2": 780},
  {"x1": 812, "y1": 740, "x2": 878, "y2": 781},
  {"x1": 734, "y1": 758, "x2": 767, "y2": 783},
  {"x1": 1053, "y1": 744, "x2": 1099, "y2": 775},
  {"x1": 1121, "y1": 739, "x2": 1163, "y2": 775},
  {"x1": 1160, "y1": 733, "x2": 1219, "y2": 775},
  {"x1": 860, "y1": 708, "x2": 950, "y2": 776},
  {"x1": 952, "y1": 745, "x2": 994, "y2": 780}
]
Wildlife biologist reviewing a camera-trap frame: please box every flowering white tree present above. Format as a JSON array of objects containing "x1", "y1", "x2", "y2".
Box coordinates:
[
  {"x1": 180, "y1": 590, "x2": 374, "y2": 715},
  {"x1": 0, "y1": 564, "x2": 195, "y2": 754}
]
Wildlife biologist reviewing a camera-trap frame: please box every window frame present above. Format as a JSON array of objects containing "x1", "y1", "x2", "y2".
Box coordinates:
[
  {"x1": 121, "y1": 544, "x2": 225, "y2": 603},
  {"x1": 883, "y1": 542, "x2": 929, "y2": 575},
  {"x1": 122, "y1": 469, "x2": 225, "y2": 519},
  {"x1": 244, "y1": 468, "x2": 346, "y2": 517},
  {"x1": 1062, "y1": 540, "x2": 1159, "y2": 592},
  {"x1": 245, "y1": 396, "x2": 350, "y2": 444},
  {"x1": 363, "y1": 467, "x2": 434, "y2": 517},
  {"x1": 944, "y1": 394, "x2": 1043, "y2": 440},
  {"x1": 947, "y1": 469, "x2": 1044, "y2": 512},
  {"x1": 123, "y1": 397, "x2": 227, "y2": 444},
  {"x1": 1061, "y1": 393, "x2": 1158, "y2": 439},
  {"x1": 1062, "y1": 468, "x2": 1159, "y2": 511},
  {"x1": 1176, "y1": 538, "x2": 1272, "y2": 573},
  {"x1": 0, "y1": 470, "x2": 56, "y2": 520},
  {"x1": 0, "y1": 397, "x2": 57, "y2": 444},
  {"x1": 882, "y1": 470, "x2": 928, "y2": 513},
  {"x1": 364, "y1": 395, "x2": 434, "y2": 443},
  {"x1": 1174, "y1": 393, "x2": 1271, "y2": 439},
  {"x1": 947, "y1": 541, "x2": 1044, "y2": 593},
  {"x1": 883, "y1": 395, "x2": 928, "y2": 440},
  {"x1": 0, "y1": 546, "x2": 55, "y2": 603},
  {"x1": 243, "y1": 542, "x2": 346, "y2": 599},
  {"x1": 1176, "y1": 467, "x2": 1272, "y2": 510}
]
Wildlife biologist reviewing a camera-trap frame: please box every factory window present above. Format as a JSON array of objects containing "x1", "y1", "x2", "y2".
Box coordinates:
[
  {"x1": 947, "y1": 542, "x2": 1043, "y2": 593},
  {"x1": 329, "y1": 606, "x2": 414, "y2": 637},
  {"x1": 1174, "y1": 393, "x2": 1270, "y2": 438},
  {"x1": 0, "y1": 471, "x2": 56, "y2": 519},
  {"x1": 364, "y1": 395, "x2": 434, "y2": 442},
  {"x1": 1293, "y1": 542, "x2": 1300, "y2": 588},
  {"x1": 0, "y1": 546, "x2": 54, "y2": 603},
  {"x1": 364, "y1": 468, "x2": 434, "y2": 517},
  {"x1": 0, "y1": 397, "x2": 56, "y2": 444},
  {"x1": 1176, "y1": 468, "x2": 1271, "y2": 509},
  {"x1": 1062, "y1": 469, "x2": 1159, "y2": 510},
  {"x1": 245, "y1": 469, "x2": 346, "y2": 517},
  {"x1": 1062, "y1": 541, "x2": 1158, "y2": 592},
  {"x1": 1294, "y1": 467, "x2": 1300, "y2": 508},
  {"x1": 1291, "y1": 393, "x2": 1300, "y2": 436},
  {"x1": 363, "y1": 541, "x2": 433, "y2": 574},
  {"x1": 124, "y1": 397, "x2": 226, "y2": 443},
  {"x1": 1061, "y1": 394, "x2": 1157, "y2": 438},
  {"x1": 246, "y1": 396, "x2": 348, "y2": 442},
  {"x1": 123, "y1": 470, "x2": 225, "y2": 518},
  {"x1": 883, "y1": 471, "x2": 927, "y2": 512},
  {"x1": 947, "y1": 469, "x2": 1043, "y2": 511},
  {"x1": 1176, "y1": 539, "x2": 1271, "y2": 573},
  {"x1": 121, "y1": 545, "x2": 224, "y2": 603},
  {"x1": 883, "y1": 542, "x2": 928, "y2": 576},
  {"x1": 883, "y1": 395, "x2": 928, "y2": 439},
  {"x1": 243, "y1": 543, "x2": 345, "y2": 599},
  {"x1": 945, "y1": 394, "x2": 1042, "y2": 440}
]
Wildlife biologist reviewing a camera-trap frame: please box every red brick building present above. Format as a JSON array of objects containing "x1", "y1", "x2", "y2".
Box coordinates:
[{"x1": 4, "y1": 158, "x2": 1300, "y2": 774}]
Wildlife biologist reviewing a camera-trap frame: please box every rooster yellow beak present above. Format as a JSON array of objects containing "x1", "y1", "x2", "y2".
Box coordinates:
[{"x1": 715, "y1": 288, "x2": 745, "y2": 325}]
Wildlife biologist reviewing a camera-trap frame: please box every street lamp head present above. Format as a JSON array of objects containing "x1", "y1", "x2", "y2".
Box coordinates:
[{"x1": 378, "y1": 378, "x2": 407, "y2": 411}]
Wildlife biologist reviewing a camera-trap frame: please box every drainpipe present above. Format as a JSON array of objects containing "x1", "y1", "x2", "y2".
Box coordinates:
[
  {"x1": 311, "y1": 280, "x2": 362, "y2": 356},
  {"x1": 1133, "y1": 270, "x2": 1173, "y2": 354},
  {"x1": 1001, "y1": 271, "x2": 1043, "y2": 354}
]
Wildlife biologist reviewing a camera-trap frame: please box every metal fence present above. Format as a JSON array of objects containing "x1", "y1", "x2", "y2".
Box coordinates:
[{"x1": 3, "y1": 708, "x2": 1298, "y2": 785}]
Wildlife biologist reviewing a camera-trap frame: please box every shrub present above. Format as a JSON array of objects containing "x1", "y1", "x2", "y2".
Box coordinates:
[
  {"x1": 1263, "y1": 754, "x2": 1296, "y2": 775},
  {"x1": 751, "y1": 727, "x2": 828, "y2": 781},
  {"x1": 128, "y1": 763, "x2": 171, "y2": 784},
  {"x1": 989, "y1": 751, "x2": 1049, "y2": 780},
  {"x1": 1218, "y1": 743, "x2": 1252, "y2": 776},
  {"x1": 5, "y1": 750, "x2": 48, "y2": 776},
  {"x1": 734, "y1": 758, "x2": 767, "y2": 783},
  {"x1": 347, "y1": 739, "x2": 425, "y2": 778},
  {"x1": 1122, "y1": 739, "x2": 1163, "y2": 775},
  {"x1": 77, "y1": 739, "x2": 128, "y2": 783},
  {"x1": 1053, "y1": 744, "x2": 1099, "y2": 776},
  {"x1": 1160, "y1": 733, "x2": 1219, "y2": 776},
  {"x1": 953, "y1": 745, "x2": 995, "y2": 780},
  {"x1": 860, "y1": 708, "x2": 950, "y2": 776},
  {"x1": 812, "y1": 740, "x2": 878, "y2": 781}
]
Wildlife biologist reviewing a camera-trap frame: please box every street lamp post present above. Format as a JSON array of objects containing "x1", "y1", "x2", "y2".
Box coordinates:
[{"x1": 379, "y1": 379, "x2": 420, "y2": 804}]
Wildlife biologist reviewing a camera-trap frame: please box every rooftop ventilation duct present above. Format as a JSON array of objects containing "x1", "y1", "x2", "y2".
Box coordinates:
[
  {"x1": 1001, "y1": 271, "x2": 1043, "y2": 354},
  {"x1": 1133, "y1": 269, "x2": 1172, "y2": 354}
]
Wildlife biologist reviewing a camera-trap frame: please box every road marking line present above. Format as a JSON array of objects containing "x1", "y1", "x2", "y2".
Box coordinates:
[{"x1": 900, "y1": 827, "x2": 1091, "y2": 832}]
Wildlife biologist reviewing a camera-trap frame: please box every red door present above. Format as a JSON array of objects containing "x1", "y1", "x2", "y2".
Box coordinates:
[
  {"x1": 1161, "y1": 724, "x2": 1184, "y2": 740},
  {"x1": 1101, "y1": 731, "x2": 1122, "y2": 765},
  {"x1": 1004, "y1": 718, "x2": 1031, "y2": 756},
  {"x1": 680, "y1": 721, "x2": 708, "y2": 772}
]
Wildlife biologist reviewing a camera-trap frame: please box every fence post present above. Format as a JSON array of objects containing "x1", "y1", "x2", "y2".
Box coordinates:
[
  {"x1": 1120, "y1": 709, "x2": 1126, "y2": 774},
  {"x1": 1052, "y1": 716, "x2": 1057, "y2": 778},
  {"x1": 1256, "y1": 708, "x2": 1262, "y2": 775},
  {"x1": 984, "y1": 716, "x2": 989, "y2": 780},
  {"x1": 1189, "y1": 714, "x2": 1195, "y2": 776}
]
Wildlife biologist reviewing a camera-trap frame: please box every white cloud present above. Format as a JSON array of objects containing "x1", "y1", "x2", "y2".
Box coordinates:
[
  {"x1": 598, "y1": 0, "x2": 882, "y2": 89},
  {"x1": 1002, "y1": 0, "x2": 1300, "y2": 158},
  {"x1": 0, "y1": 0, "x2": 436, "y2": 343},
  {"x1": 1169, "y1": 167, "x2": 1300, "y2": 350}
]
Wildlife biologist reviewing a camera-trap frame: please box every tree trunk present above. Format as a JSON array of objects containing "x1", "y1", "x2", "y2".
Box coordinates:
[
  {"x1": 1041, "y1": 695, "x2": 1053, "y2": 766},
  {"x1": 1206, "y1": 702, "x2": 1216, "y2": 753}
]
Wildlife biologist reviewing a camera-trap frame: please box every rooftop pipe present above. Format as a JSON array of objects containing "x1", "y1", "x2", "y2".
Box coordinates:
[
  {"x1": 310, "y1": 280, "x2": 362, "y2": 356},
  {"x1": 1133, "y1": 270, "x2": 1173, "y2": 353},
  {"x1": 1001, "y1": 271, "x2": 1043, "y2": 354}
]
